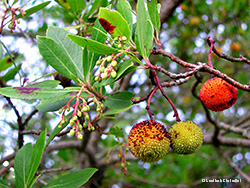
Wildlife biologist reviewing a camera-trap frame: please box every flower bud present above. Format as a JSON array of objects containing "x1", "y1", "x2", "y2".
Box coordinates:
[
  {"x1": 114, "y1": 37, "x2": 119, "y2": 41},
  {"x1": 102, "y1": 72, "x2": 108, "y2": 79},
  {"x1": 69, "y1": 129, "x2": 75, "y2": 136},
  {"x1": 95, "y1": 76, "x2": 100, "y2": 82},
  {"x1": 77, "y1": 133, "x2": 83, "y2": 140},
  {"x1": 70, "y1": 119, "x2": 75, "y2": 126},
  {"x1": 111, "y1": 71, "x2": 117, "y2": 78},
  {"x1": 85, "y1": 114, "x2": 90, "y2": 120},
  {"x1": 111, "y1": 60, "x2": 117, "y2": 67},
  {"x1": 121, "y1": 36, "x2": 127, "y2": 42},
  {"x1": 91, "y1": 126, "x2": 95, "y2": 131},
  {"x1": 77, "y1": 111, "x2": 82, "y2": 117},
  {"x1": 96, "y1": 60, "x2": 102, "y2": 65},
  {"x1": 83, "y1": 121, "x2": 88, "y2": 128},
  {"x1": 106, "y1": 56, "x2": 112, "y2": 62},
  {"x1": 73, "y1": 115, "x2": 78, "y2": 121}
]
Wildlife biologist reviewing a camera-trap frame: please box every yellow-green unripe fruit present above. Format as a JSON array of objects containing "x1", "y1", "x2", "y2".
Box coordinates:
[
  {"x1": 168, "y1": 121, "x2": 203, "y2": 155},
  {"x1": 128, "y1": 120, "x2": 171, "y2": 163}
]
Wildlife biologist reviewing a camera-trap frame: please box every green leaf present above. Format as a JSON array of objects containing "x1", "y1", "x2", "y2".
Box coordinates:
[
  {"x1": 87, "y1": 19, "x2": 107, "y2": 77},
  {"x1": 67, "y1": 0, "x2": 85, "y2": 14},
  {"x1": 135, "y1": 0, "x2": 154, "y2": 58},
  {"x1": 46, "y1": 26, "x2": 84, "y2": 81},
  {"x1": 17, "y1": 1, "x2": 51, "y2": 19},
  {"x1": 94, "y1": 59, "x2": 134, "y2": 87},
  {"x1": 109, "y1": 125, "x2": 125, "y2": 137},
  {"x1": 43, "y1": 168, "x2": 98, "y2": 188},
  {"x1": 98, "y1": 7, "x2": 130, "y2": 40},
  {"x1": 104, "y1": 105, "x2": 133, "y2": 115},
  {"x1": 26, "y1": 130, "x2": 47, "y2": 187},
  {"x1": 117, "y1": 0, "x2": 133, "y2": 35},
  {"x1": 27, "y1": 80, "x2": 61, "y2": 88},
  {"x1": 135, "y1": 19, "x2": 154, "y2": 58},
  {"x1": 86, "y1": 0, "x2": 101, "y2": 18},
  {"x1": 105, "y1": 91, "x2": 133, "y2": 110},
  {"x1": 82, "y1": 46, "x2": 89, "y2": 80},
  {"x1": 0, "y1": 87, "x2": 79, "y2": 100},
  {"x1": 46, "y1": 111, "x2": 73, "y2": 146},
  {"x1": 37, "y1": 91, "x2": 89, "y2": 112},
  {"x1": 2, "y1": 64, "x2": 21, "y2": 82},
  {"x1": 67, "y1": 34, "x2": 118, "y2": 55},
  {"x1": 14, "y1": 143, "x2": 33, "y2": 188},
  {"x1": 0, "y1": 56, "x2": 13, "y2": 72},
  {"x1": 147, "y1": 0, "x2": 160, "y2": 34},
  {"x1": 0, "y1": 180, "x2": 11, "y2": 188},
  {"x1": 37, "y1": 36, "x2": 78, "y2": 79}
]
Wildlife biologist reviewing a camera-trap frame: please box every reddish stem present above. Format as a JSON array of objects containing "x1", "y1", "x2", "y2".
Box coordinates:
[
  {"x1": 207, "y1": 36, "x2": 215, "y2": 68},
  {"x1": 146, "y1": 86, "x2": 158, "y2": 121}
]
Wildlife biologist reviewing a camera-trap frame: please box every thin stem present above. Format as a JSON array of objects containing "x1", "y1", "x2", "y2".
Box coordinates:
[
  {"x1": 207, "y1": 36, "x2": 215, "y2": 68},
  {"x1": 146, "y1": 86, "x2": 158, "y2": 121}
]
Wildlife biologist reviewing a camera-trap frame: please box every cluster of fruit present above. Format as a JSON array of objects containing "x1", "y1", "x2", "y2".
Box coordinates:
[
  {"x1": 127, "y1": 120, "x2": 203, "y2": 162},
  {"x1": 127, "y1": 76, "x2": 238, "y2": 162}
]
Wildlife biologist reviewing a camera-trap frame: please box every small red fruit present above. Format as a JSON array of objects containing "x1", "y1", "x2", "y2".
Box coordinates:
[
  {"x1": 127, "y1": 120, "x2": 170, "y2": 163},
  {"x1": 199, "y1": 77, "x2": 237, "y2": 111}
]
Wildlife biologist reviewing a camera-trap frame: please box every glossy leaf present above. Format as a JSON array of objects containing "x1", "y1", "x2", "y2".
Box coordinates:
[
  {"x1": 94, "y1": 59, "x2": 134, "y2": 87},
  {"x1": 109, "y1": 125, "x2": 125, "y2": 137},
  {"x1": 117, "y1": 0, "x2": 133, "y2": 35},
  {"x1": 0, "y1": 87, "x2": 79, "y2": 100},
  {"x1": 98, "y1": 7, "x2": 130, "y2": 39},
  {"x1": 37, "y1": 36, "x2": 78, "y2": 79},
  {"x1": 46, "y1": 111, "x2": 73, "y2": 146},
  {"x1": 17, "y1": 1, "x2": 51, "y2": 18},
  {"x1": 46, "y1": 26, "x2": 84, "y2": 81},
  {"x1": 26, "y1": 130, "x2": 47, "y2": 187},
  {"x1": 67, "y1": 34, "x2": 118, "y2": 55},
  {"x1": 105, "y1": 91, "x2": 133, "y2": 110},
  {"x1": 43, "y1": 168, "x2": 98, "y2": 188},
  {"x1": 147, "y1": 0, "x2": 160, "y2": 34},
  {"x1": 14, "y1": 143, "x2": 33, "y2": 188}
]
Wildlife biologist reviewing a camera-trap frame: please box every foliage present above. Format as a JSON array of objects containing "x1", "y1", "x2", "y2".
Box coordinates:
[{"x1": 0, "y1": 0, "x2": 250, "y2": 187}]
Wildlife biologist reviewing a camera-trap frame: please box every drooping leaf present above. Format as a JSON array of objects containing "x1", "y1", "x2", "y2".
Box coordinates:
[
  {"x1": 16, "y1": 1, "x2": 51, "y2": 18},
  {"x1": 26, "y1": 130, "x2": 47, "y2": 187},
  {"x1": 98, "y1": 7, "x2": 130, "y2": 40},
  {"x1": 94, "y1": 59, "x2": 134, "y2": 87},
  {"x1": 135, "y1": 19, "x2": 154, "y2": 58},
  {"x1": 67, "y1": 0, "x2": 85, "y2": 14},
  {"x1": 105, "y1": 91, "x2": 133, "y2": 110},
  {"x1": 14, "y1": 143, "x2": 33, "y2": 188},
  {"x1": 109, "y1": 125, "x2": 125, "y2": 137},
  {"x1": 37, "y1": 36, "x2": 78, "y2": 79},
  {"x1": 46, "y1": 111, "x2": 73, "y2": 146},
  {"x1": 46, "y1": 26, "x2": 84, "y2": 81},
  {"x1": 104, "y1": 105, "x2": 133, "y2": 115},
  {"x1": 0, "y1": 87, "x2": 79, "y2": 100},
  {"x1": 67, "y1": 34, "x2": 118, "y2": 55},
  {"x1": 43, "y1": 168, "x2": 98, "y2": 188},
  {"x1": 117, "y1": 0, "x2": 133, "y2": 35},
  {"x1": 147, "y1": 0, "x2": 160, "y2": 34},
  {"x1": 135, "y1": 0, "x2": 154, "y2": 58}
]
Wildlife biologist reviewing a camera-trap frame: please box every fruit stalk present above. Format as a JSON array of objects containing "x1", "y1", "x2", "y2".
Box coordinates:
[{"x1": 207, "y1": 36, "x2": 215, "y2": 68}]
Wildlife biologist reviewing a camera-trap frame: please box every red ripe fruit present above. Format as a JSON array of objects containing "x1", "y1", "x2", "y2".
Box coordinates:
[{"x1": 199, "y1": 77, "x2": 237, "y2": 111}]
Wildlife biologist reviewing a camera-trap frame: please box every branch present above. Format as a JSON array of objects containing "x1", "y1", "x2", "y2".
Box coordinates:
[{"x1": 216, "y1": 148, "x2": 250, "y2": 183}]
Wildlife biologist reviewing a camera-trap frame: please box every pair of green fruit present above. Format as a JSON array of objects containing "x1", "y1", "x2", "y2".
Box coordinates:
[{"x1": 127, "y1": 120, "x2": 203, "y2": 163}]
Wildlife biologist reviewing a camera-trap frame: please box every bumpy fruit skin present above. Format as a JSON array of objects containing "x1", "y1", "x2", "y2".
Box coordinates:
[
  {"x1": 128, "y1": 120, "x2": 170, "y2": 163},
  {"x1": 199, "y1": 77, "x2": 237, "y2": 111},
  {"x1": 169, "y1": 121, "x2": 203, "y2": 155}
]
